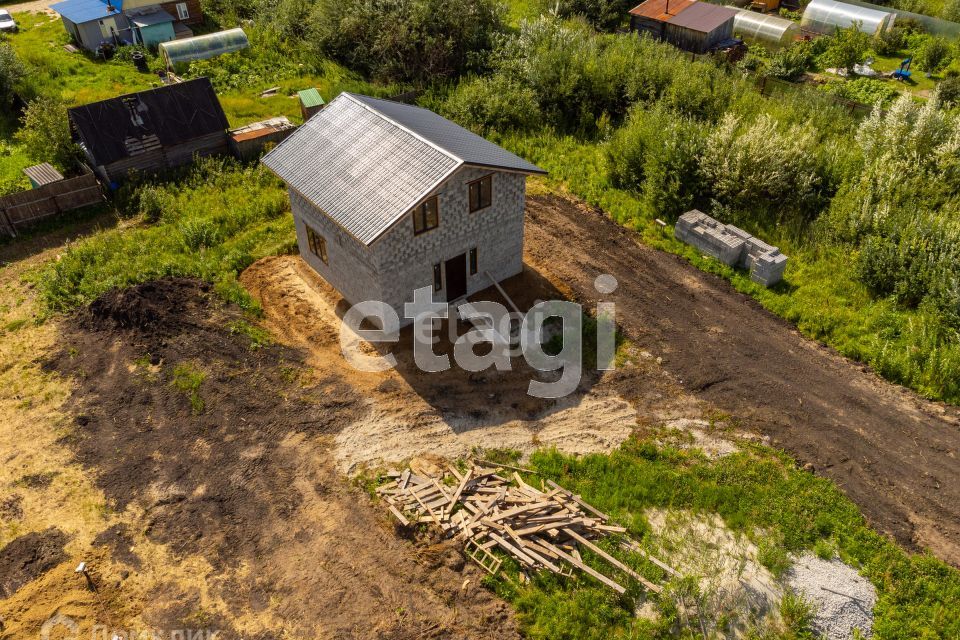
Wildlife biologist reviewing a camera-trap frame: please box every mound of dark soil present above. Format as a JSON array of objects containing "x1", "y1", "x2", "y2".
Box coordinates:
[
  {"x1": 0, "y1": 528, "x2": 69, "y2": 598},
  {"x1": 86, "y1": 278, "x2": 212, "y2": 335}
]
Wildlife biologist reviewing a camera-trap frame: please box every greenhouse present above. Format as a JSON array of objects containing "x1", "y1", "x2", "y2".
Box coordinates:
[
  {"x1": 159, "y1": 28, "x2": 249, "y2": 70},
  {"x1": 733, "y1": 10, "x2": 800, "y2": 48},
  {"x1": 801, "y1": 0, "x2": 893, "y2": 35},
  {"x1": 840, "y1": 0, "x2": 960, "y2": 37}
]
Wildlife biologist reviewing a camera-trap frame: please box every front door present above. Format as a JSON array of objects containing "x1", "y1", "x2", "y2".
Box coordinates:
[{"x1": 445, "y1": 253, "x2": 467, "y2": 301}]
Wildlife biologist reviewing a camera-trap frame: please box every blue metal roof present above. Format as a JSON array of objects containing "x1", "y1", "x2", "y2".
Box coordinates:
[{"x1": 51, "y1": 0, "x2": 122, "y2": 24}]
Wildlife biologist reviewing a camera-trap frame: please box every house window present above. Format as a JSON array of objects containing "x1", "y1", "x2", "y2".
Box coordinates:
[
  {"x1": 468, "y1": 175, "x2": 492, "y2": 212},
  {"x1": 433, "y1": 263, "x2": 443, "y2": 291},
  {"x1": 469, "y1": 248, "x2": 478, "y2": 275},
  {"x1": 413, "y1": 196, "x2": 439, "y2": 235},
  {"x1": 176, "y1": 2, "x2": 189, "y2": 19},
  {"x1": 306, "y1": 225, "x2": 328, "y2": 264}
]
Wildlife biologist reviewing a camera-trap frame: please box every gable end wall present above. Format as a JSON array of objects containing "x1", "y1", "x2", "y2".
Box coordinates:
[{"x1": 372, "y1": 166, "x2": 527, "y2": 317}]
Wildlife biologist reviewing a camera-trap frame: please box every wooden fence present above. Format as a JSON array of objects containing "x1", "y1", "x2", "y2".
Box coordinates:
[{"x1": 0, "y1": 169, "x2": 104, "y2": 238}]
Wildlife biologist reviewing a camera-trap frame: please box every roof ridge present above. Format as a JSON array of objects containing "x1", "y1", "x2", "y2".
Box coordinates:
[{"x1": 341, "y1": 93, "x2": 465, "y2": 166}]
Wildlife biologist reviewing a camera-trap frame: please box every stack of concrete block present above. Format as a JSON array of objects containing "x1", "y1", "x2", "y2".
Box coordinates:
[{"x1": 674, "y1": 210, "x2": 787, "y2": 287}]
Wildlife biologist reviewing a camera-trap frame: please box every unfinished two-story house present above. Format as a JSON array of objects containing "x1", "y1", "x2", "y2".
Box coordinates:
[{"x1": 261, "y1": 93, "x2": 546, "y2": 326}]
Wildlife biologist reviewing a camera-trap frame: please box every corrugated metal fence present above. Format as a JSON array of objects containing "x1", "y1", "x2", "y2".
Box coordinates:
[{"x1": 0, "y1": 169, "x2": 104, "y2": 238}]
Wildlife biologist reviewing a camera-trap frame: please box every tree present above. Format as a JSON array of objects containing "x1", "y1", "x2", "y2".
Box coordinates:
[
  {"x1": 549, "y1": 0, "x2": 630, "y2": 32},
  {"x1": 0, "y1": 42, "x2": 25, "y2": 107},
  {"x1": 915, "y1": 36, "x2": 951, "y2": 73},
  {"x1": 15, "y1": 96, "x2": 83, "y2": 173},
  {"x1": 821, "y1": 24, "x2": 870, "y2": 74},
  {"x1": 307, "y1": 0, "x2": 505, "y2": 84}
]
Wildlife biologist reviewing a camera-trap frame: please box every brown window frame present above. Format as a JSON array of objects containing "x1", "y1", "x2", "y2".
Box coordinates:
[
  {"x1": 413, "y1": 196, "x2": 440, "y2": 235},
  {"x1": 306, "y1": 225, "x2": 328, "y2": 265},
  {"x1": 469, "y1": 247, "x2": 478, "y2": 275},
  {"x1": 468, "y1": 174, "x2": 493, "y2": 213}
]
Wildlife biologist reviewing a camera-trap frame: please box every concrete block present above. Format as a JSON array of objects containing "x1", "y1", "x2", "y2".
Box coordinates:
[{"x1": 675, "y1": 209, "x2": 787, "y2": 287}]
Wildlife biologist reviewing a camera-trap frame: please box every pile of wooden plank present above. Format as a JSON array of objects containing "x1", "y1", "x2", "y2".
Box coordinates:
[{"x1": 377, "y1": 461, "x2": 672, "y2": 594}]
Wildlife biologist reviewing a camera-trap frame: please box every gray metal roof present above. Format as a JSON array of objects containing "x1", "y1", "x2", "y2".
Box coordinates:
[{"x1": 261, "y1": 92, "x2": 545, "y2": 246}]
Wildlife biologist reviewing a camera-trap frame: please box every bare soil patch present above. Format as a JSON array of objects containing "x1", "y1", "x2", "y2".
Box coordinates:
[
  {"x1": 523, "y1": 193, "x2": 960, "y2": 566},
  {"x1": 240, "y1": 256, "x2": 701, "y2": 474},
  {"x1": 0, "y1": 527, "x2": 68, "y2": 599},
  {"x1": 47, "y1": 277, "x2": 520, "y2": 639}
]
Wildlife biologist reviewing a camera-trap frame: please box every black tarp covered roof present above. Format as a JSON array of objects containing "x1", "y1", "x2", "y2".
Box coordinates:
[{"x1": 68, "y1": 77, "x2": 228, "y2": 165}]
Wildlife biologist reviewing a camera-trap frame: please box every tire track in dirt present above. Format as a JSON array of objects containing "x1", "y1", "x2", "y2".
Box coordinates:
[{"x1": 524, "y1": 193, "x2": 960, "y2": 567}]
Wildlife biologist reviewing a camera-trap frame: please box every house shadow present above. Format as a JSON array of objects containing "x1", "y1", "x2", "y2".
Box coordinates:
[{"x1": 330, "y1": 263, "x2": 607, "y2": 433}]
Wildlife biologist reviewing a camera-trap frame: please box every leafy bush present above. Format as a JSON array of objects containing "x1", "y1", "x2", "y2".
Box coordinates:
[
  {"x1": 820, "y1": 24, "x2": 871, "y2": 72},
  {"x1": 820, "y1": 77, "x2": 900, "y2": 107},
  {"x1": 700, "y1": 113, "x2": 822, "y2": 223},
  {"x1": 914, "y1": 35, "x2": 952, "y2": 73},
  {"x1": 549, "y1": 0, "x2": 630, "y2": 31},
  {"x1": 606, "y1": 105, "x2": 706, "y2": 219},
  {"x1": 439, "y1": 75, "x2": 542, "y2": 135},
  {"x1": 939, "y1": 74, "x2": 960, "y2": 105},
  {"x1": 0, "y1": 42, "x2": 25, "y2": 107},
  {"x1": 307, "y1": 0, "x2": 504, "y2": 84},
  {"x1": 765, "y1": 40, "x2": 814, "y2": 81},
  {"x1": 14, "y1": 95, "x2": 83, "y2": 174}
]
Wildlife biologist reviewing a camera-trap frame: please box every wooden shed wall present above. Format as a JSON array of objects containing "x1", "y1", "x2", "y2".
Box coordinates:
[
  {"x1": 101, "y1": 131, "x2": 229, "y2": 182},
  {"x1": 664, "y1": 19, "x2": 733, "y2": 52}
]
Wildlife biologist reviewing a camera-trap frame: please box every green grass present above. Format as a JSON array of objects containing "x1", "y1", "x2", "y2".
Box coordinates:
[
  {"x1": 5, "y1": 13, "x2": 390, "y2": 126},
  {"x1": 32, "y1": 157, "x2": 296, "y2": 313},
  {"x1": 171, "y1": 361, "x2": 206, "y2": 414},
  {"x1": 504, "y1": 0, "x2": 544, "y2": 29},
  {"x1": 478, "y1": 438, "x2": 960, "y2": 639},
  {"x1": 500, "y1": 131, "x2": 960, "y2": 405}
]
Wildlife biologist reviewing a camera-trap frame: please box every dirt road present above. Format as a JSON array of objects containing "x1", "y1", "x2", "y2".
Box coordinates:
[{"x1": 524, "y1": 194, "x2": 960, "y2": 566}]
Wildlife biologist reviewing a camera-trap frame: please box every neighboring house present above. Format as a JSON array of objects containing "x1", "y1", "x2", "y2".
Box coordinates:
[
  {"x1": 68, "y1": 77, "x2": 230, "y2": 184},
  {"x1": 629, "y1": 0, "x2": 739, "y2": 53},
  {"x1": 261, "y1": 93, "x2": 546, "y2": 325},
  {"x1": 51, "y1": 0, "x2": 200, "y2": 52}
]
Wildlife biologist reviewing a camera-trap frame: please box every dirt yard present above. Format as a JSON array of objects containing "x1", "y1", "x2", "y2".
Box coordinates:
[
  {"x1": 3, "y1": 188, "x2": 960, "y2": 637},
  {"x1": 523, "y1": 193, "x2": 960, "y2": 567}
]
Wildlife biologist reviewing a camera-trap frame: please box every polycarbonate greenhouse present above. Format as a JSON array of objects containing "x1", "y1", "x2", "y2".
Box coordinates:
[
  {"x1": 159, "y1": 28, "x2": 249, "y2": 69},
  {"x1": 800, "y1": 0, "x2": 892, "y2": 35},
  {"x1": 733, "y1": 10, "x2": 800, "y2": 47}
]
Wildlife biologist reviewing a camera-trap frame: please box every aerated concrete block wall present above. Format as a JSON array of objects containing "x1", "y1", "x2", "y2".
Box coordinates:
[
  {"x1": 675, "y1": 210, "x2": 788, "y2": 286},
  {"x1": 292, "y1": 167, "x2": 527, "y2": 326},
  {"x1": 374, "y1": 166, "x2": 527, "y2": 319}
]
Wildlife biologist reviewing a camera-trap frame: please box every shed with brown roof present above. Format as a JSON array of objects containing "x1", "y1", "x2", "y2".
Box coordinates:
[{"x1": 629, "y1": 0, "x2": 738, "y2": 53}]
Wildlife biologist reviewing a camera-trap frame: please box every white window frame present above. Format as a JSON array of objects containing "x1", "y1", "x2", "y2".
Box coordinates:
[{"x1": 175, "y1": 2, "x2": 189, "y2": 19}]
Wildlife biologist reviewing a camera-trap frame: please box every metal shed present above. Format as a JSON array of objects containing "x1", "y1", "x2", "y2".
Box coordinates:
[
  {"x1": 733, "y1": 10, "x2": 800, "y2": 47},
  {"x1": 158, "y1": 27, "x2": 248, "y2": 69},
  {"x1": 801, "y1": 0, "x2": 892, "y2": 35}
]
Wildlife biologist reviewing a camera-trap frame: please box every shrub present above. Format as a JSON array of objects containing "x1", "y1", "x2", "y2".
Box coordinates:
[
  {"x1": 820, "y1": 24, "x2": 871, "y2": 73},
  {"x1": 0, "y1": 42, "x2": 25, "y2": 107},
  {"x1": 440, "y1": 75, "x2": 542, "y2": 135},
  {"x1": 915, "y1": 36, "x2": 952, "y2": 73},
  {"x1": 939, "y1": 74, "x2": 960, "y2": 105},
  {"x1": 820, "y1": 77, "x2": 900, "y2": 107},
  {"x1": 766, "y1": 40, "x2": 814, "y2": 81},
  {"x1": 549, "y1": 0, "x2": 630, "y2": 31},
  {"x1": 606, "y1": 105, "x2": 706, "y2": 218},
  {"x1": 14, "y1": 96, "x2": 83, "y2": 174},
  {"x1": 307, "y1": 0, "x2": 504, "y2": 84},
  {"x1": 700, "y1": 113, "x2": 822, "y2": 223}
]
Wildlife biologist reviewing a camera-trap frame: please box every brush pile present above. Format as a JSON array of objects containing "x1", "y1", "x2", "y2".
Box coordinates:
[{"x1": 377, "y1": 461, "x2": 673, "y2": 594}]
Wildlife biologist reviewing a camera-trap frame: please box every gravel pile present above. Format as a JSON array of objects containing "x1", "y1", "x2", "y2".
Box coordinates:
[{"x1": 785, "y1": 553, "x2": 876, "y2": 639}]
